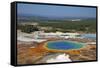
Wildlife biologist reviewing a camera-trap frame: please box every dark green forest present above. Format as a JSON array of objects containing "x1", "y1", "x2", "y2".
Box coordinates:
[{"x1": 17, "y1": 19, "x2": 96, "y2": 33}]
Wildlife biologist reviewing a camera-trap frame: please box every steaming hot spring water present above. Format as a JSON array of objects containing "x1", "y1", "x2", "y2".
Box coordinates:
[{"x1": 45, "y1": 41, "x2": 85, "y2": 50}]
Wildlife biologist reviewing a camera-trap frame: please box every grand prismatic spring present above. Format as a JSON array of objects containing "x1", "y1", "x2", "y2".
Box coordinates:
[{"x1": 44, "y1": 41, "x2": 85, "y2": 51}]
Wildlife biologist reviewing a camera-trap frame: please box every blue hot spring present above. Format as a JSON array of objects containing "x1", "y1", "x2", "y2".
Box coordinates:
[{"x1": 46, "y1": 41, "x2": 84, "y2": 50}]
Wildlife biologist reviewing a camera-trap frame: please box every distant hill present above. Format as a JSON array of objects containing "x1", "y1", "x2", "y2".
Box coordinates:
[{"x1": 17, "y1": 14, "x2": 96, "y2": 23}]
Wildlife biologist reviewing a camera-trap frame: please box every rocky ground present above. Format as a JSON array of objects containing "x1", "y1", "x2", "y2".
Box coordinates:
[
  {"x1": 17, "y1": 39, "x2": 97, "y2": 65},
  {"x1": 69, "y1": 45, "x2": 96, "y2": 61},
  {"x1": 17, "y1": 41, "x2": 49, "y2": 64}
]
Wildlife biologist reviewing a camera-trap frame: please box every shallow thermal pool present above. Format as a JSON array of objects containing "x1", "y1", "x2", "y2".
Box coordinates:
[{"x1": 45, "y1": 41, "x2": 85, "y2": 50}]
